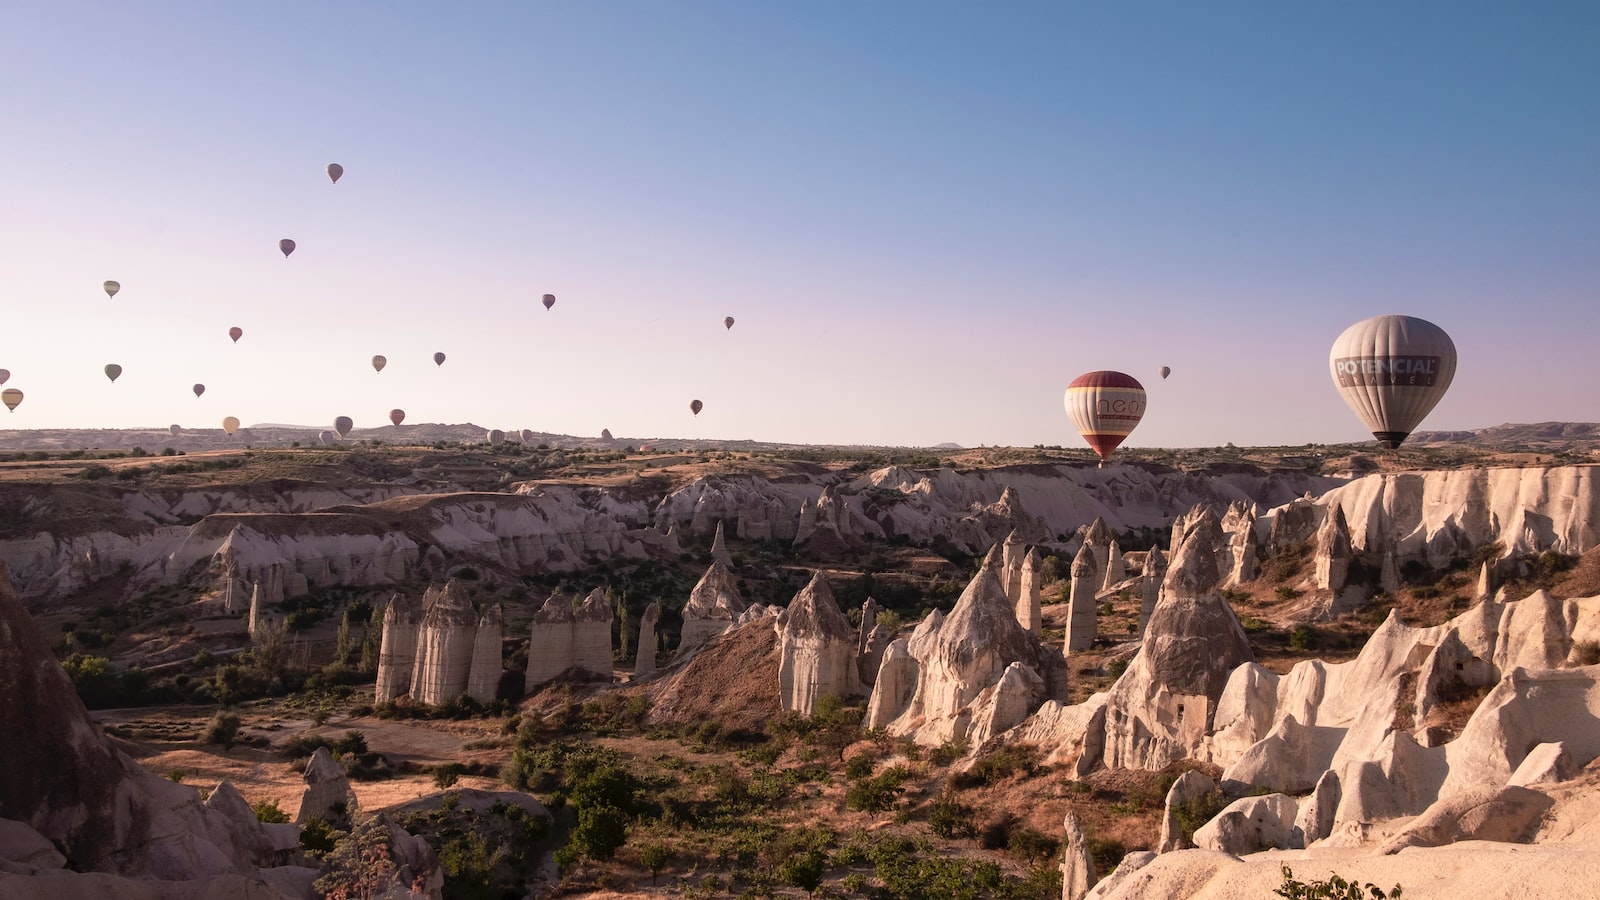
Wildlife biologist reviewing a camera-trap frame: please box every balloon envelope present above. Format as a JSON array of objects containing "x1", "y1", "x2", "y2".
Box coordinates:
[
  {"x1": 334, "y1": 416, "x2": 353, "y2": 438},
  {"x1": 0, "y1": 369, "x2": 8, "y2": 385},
  {"x1": 103, "y1": 280, "x2": 120, "y2": 298},
  {"x1": 326, "y1": 163, "x2": 343, "y2": 183},
  {"x1": 518, "y1": 429, "x2": 534, "y2": 444},
  {"x1": 169, "y1": 424, "x2": 181, "y2": 436},
  {"x1": 542, "y1": 294, "x2": 555, "y2": 310},
  {"x1": 389, "y1": 409, "x2": 405, "y2": 426},
  {"x1": 1064, "y1": 371, "x2": 1146, "y2": 461},
  {"x1": 318, "y1": 431, "x2": 336, "y2": 445},
  {"x1": 279, "y1": 239, "x2": 296, "y2": 257},
  {"x1": 229, "y1": 326, "x2": 243, "y2": 343},
  {"x1": 724, "y1": 316, "x2": 735, "y2": 330},
  {"x1": 690, "y1": 399, "x2": 703, "y2": 416},
  {"x1": 1159, "y1": 366, "x2": 1171, "y2": 379},
  {"x1": 193, "y1": 383, "x2": 205, "y2": 398},
  {"x1": 1330, "y1": 314, "x2": 1457, "y2": 449},
  {"x1": 221, "y1": 416, "x2": 240, "y2": 434},
  {"x1": 433, "y1": 352, "x2": 446, "y2": 366},
  {"x1": 371, "y1": 355, "x2": 386, "y2": 373},
  {"x1": 487, "y1": 429, "x2": 505, "y2": 445},
  {"x1": 1, "y1": 389, "x2": 21, "y2": 412},
  {"x1": 104, "y1": 364, "x2": 122, "y2": 383}
]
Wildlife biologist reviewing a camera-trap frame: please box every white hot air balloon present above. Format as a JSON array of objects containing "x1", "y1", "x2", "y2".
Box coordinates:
[
  {"x1": 221, "y1": 416, "x2": 240, "y2": 435},
  {"x1": 1329, "y1": 315, "x2": 1457, "y2": 449},
  {"x1": 487, "y1": 429, "x2": 505, "y2": 446},
  {"x1": 1064, "y1": 370, "x2": 1147, "y2": 464}
]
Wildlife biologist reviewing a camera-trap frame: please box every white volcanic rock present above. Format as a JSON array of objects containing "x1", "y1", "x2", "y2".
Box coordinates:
[
  {"x1": 865, "y1": 638, "x2": 917, "y2": 729},
  {"x1": 1017, "y1": 548, "x2": 1043, "y2": 635},
  {"x1": 985, "y1": 693, "x2": 1109, "y2": 775},
  {"x1": 680, "y1": 561, "x2": 747, "y2": 653},
  {"x1": 964, "y1": 661, "x2": 1048, "y2": 746},
  {"x1": 777, "y1": 573, "x2": 863, "y2": 714},
  {"x1": 1138, "y1": 545, "x2": 1165, "y2": 637},
  {"x1": 1060, "y1": 810, "x2": 1097, "y2": 900},
  {"x1": 295, "y1": 747, "x2": 355, "y2": 825},
  {"x1": 1193, "y1": 793, "x2": 1299, "y2": 855},
  {"x1": 466, "y1": 604, "x2": 503, "y2": 703},
  {"x1": 1001, "y1": 529, "x2": 1027, "y2": 602},
  {"x1": 1293, "y1": 769, "x2": 1341, "y2": 846},
  {"x1": 1220, "y1": 714, "x2": 1345, "y2": 796},
  {"x1": 571, "y1": 588, "x2": 614, "y2": 680},
  {"x1": 525, "y1": 592, "x2": 576, "y2": 689},
  {"x1": 1377, "y1": 784, "x2": 1552, "y2": 854},
  {"x1": 1508, "y1": 741, "x2": 1579, "y2": 788},
  {"x1": 710, "y1": 520, "x2": 733, "y2": 566},
  {"x1": 408, "y1": 580, "x2": 479, "y2": 706},
  {"x1": 1103, "y1": 538, "x2": 1127, "y2": 591},
  {"x1": 1101, "y1": 511, "x2": 1253, "y2": 771},
  {"x1": 1067, "y1": 542, "x2": 1099, "y2": 652},
  {"x1": 635, "y1": 601, "x2": 661, "y2": 678},
  {"x1": 652, "y1": 475, "x2": 813, "y2": 540},
  {"x1": 1158, "y1": 769, "x2": 1217, "y2": 853},
  {"x1": 878, "y1": 564, "x2": 1067, "y2": 746},
  {"x1": 375, "y1": 593, "x2": 422, "y2": 703}
]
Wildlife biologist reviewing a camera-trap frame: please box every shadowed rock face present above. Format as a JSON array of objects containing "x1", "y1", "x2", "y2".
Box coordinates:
[
  {"x1": 681, "y1": 560, "x2": 748, "y2": 652},
  {"x1": 778, "y1": 572, "x2": 863, "y2": 714}
]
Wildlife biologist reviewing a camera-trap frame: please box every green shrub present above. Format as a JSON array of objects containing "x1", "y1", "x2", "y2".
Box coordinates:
[
  {"x1": 1275, "y1": 865, "x2": 1402, "y2": 899},
  {"x1": 846, "y1": 766, "x2": 909, "y2": 813},
  {"x1": 927, "y1": 792, "x2": 980, "y2": 840},
  {"x1": 253, "y1": 799, "x2": 290, "y2": 824},
  {"x1": 201, "y1": 711, "x2": 242, "y2": 749}
]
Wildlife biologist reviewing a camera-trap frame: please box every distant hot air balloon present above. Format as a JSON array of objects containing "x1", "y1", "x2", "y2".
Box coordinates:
[
  {"x1": 229, "y1": 326, "x2": 243, "y2": 343},
  {"x1": 1330, "y1": 314, "x2": 1457, "y2": 449},
  {"x1": 334, "y1": 416, "x2": 353, "y2": 438},
  {"x1": 371, "y1": 355, "x2": 387, "y2": 373},
  {"x1": 0, "y1": 370, "x2": 9, "y2": 385},
  {"x1": 519, "y1": 429, "x2": 535, "y2": 444},
  {"x1": 433, "y1": 352, "x2": 446, "y2": 366},
  {"x1": 1065, "y1": 370, "x2": 1146, "y2": 463},
  {"x1": 542, "y1": 294, "x2": 555, "y2": 310},
  {"x1": 690, "y1": 399, "x2": 703, "y2": 416},
  {"x1": 104, "y1": 364, "x2": 122, "y2": 383},
  {"x1": 193, "y1": 383, "x2": 205, "y2": 398},
  {"x1": 279, "y1": 239, "x2": 296, "y2": 258},
  {"x1": 318, "y1": 431, "x2": 336, "y2": 445},
  {"x1": 326, "y1": 163, "x2": 343, "y2": 184},
  {"x1": 389, "y1": 409, "x2": 405, "y2": 426},
  {"x1": 103, "y1": 280, "x2": 120, "y2": 299},
  {"x1": 222, "y1": 416, "x2": 240, "y2": 434},
  {"x1": 1159, "y1": 366, "x2": 1171, "y2": 380},
  {"x1": 487, "y1": 429, "x2": 505, "y2": 445},
  {"x1": 724, "y1": 317, "x2": 735, "y2": 330},
  {"x1": 2, "y1": 389, "x2": 21, "y2": 412},
  {"x1": 169, "y1": 424, "x2": 181, "y2": 436}
]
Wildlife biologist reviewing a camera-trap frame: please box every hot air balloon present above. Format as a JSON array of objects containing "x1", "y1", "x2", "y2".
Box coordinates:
[
  {"x1": 542, "y1": 294, "x2": 555, "y2": 310},
  {"x1": 1329, "y1": 314, "x2": 1457, "y2": 449},
  {"x1": 0, "y1": 370, "x2": 9, "y2": 385},
  {"x1": 371, "y1": 355, "x2": 387, "y2": 374},
  {"x1": 169, "y1": 424, "x2": 181, "y2": 436},
  {"x1": 519, "y1": 429, "x2": 535, "y2": 444},
  {"x1": 229, "y1": 327, "x2": 243, "y2": 343},
  {"x1": 487, "y1": 429, "x2": 505, "y2": 445},
  {"x1": 724, "y1": 317, "x2": 735, "y2": 330},
  {"x1": 2, "y1": 389, "x2": 21, "y2": 412},
  {"x1": 221, "y1": 416, "x2": 240, "y2": 434},
  {"x1": 104, "y1": 364, "x2": 122, "y2": 383},
  {"x1": 1064, "y1": 370, "x2": 1146, "y2": 464},
  {"x1": 334, "y1": 416, "x2": 353, "y2": 438},
  {"x1": 318, "y1": 431, "x2": 336, "y2": 445},
  {"x1": 103, "y1": 280, "x2": 120, "y2": 299},
  {"x1": 389, "y1": 409, "x2": 405, "y2": 426},
  {"x1": 1159, "y1": 366, "x2": 1171, "y2": 380},
  {"x1": 433, "y1": 352, "x2": 446, "y2": 366},
  {"x1": 327, "y1": 163, "x2": 343, "y2": 184},
  {"x1": 690, "y1": 399, "x2": 703, "y2": 416},
  {"x1": 193, "y1": 384, "x2": 205, "y2": 398},
  {"x1": 280, "y1": 239, "x2": 296, "y2": 258}
]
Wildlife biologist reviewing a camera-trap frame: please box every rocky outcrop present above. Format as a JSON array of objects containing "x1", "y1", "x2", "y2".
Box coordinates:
[
  {"x1": 1060, "y1": 810, "x2": 1096, "y2": 900},
  {"x1": 777, "y1": 573, "x2": 864, "y2": 714},
  {"x1": 466, "y1": 604, "x2": 503, "y2": 703},
  {"x1": 635, "y1": 602, "x2": 661, "y2": 677},
  {"x1": 1157, "y1": 770, "x2": 1217, "y2": 853},
  {"x1": 374, "y1": 593, "x2": 422, "y2": 703},
  {"x1": 1193, "y1": 793, "x2": 1299, "y2": 855},
  {"x1": 1067, "y1": 543, "x2": 1099, "y2": 653},
  {"x1": 572, "y1": 589, "x2": 614, "y2": 680},
  {"x1": 680, "y1": 561, "x2": 746, "y2": 653},
  {"x1": 710, "y1": 520, "x2": 733, "y2": 566},
  {"x1": 1017, "y1": 548, "x2": 1043, "y2": 635},
  {"x1": 294, "y1": 747, "x2": 355, "y2": 825},
  {"x1": 525, "y1": 592, "x2": 577, "y2": 689},
  {"x1": 408, "y1": 580, "x2": 484, "y2": 706},
  {"x1": 1138, "y1": 546, "x2": 1165, "y2": 637}
]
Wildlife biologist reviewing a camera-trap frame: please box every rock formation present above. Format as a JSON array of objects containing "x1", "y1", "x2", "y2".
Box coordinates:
[
  {"x1": 680, "y1": 560, "x2": 747, "y2": 653},
  {"x1": 525, "y1": 591, "x2": 577, "y2": 689},
  {"x1": 1001, "y1": 529, "x2": 1027, "y2": 603},
  {"x1": 466, "y1": 604, "x2": 503, "y2": 702},
  {"x1": 1060, "y1": 810, "x2": 1097, "y2": 900},
  {"x1": 1017, "y1": 547, "x2": 1043, "y2": 635},
  {"x1": 409, "y1": 580, "x2": 494, "y2": 706},
  {"x1": 374, "y1": 592, "x2": 423, "y2": 703},
  {"x1": 295, "y1": 746, "x2": 356, "y2": 825},
  {"x1": 1067, "y1": 542, "x2": 1099, "y2": 652},
  {"x1": 572, "y1": 588, "x2": 614, "y2": 679},
  {"x1": 1103, "y1": 538, "x2": 1126, "y2": 591},
  {"x1": 1138, "y1": 546, "x2": 1165, "y2": 637},
  {"x1": 710, "y1": 520, "x2": 733, "y2": 567},
  {"x1": 777, "y1": 572, "x2": 863, "y2": 714},
  {"x1": 635, "y1": 601, "x2": 661, "y2": 677}
]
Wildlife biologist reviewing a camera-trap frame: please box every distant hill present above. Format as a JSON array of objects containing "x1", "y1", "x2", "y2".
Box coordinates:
[{"x1": 1411, "y1": 422, "x2": 1600, "y2": 449}]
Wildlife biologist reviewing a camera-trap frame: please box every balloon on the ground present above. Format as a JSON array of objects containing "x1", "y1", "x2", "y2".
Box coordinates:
[
  {"x1": 1, "y1": 389, "x2": 21, "y2": 412},
  {"x1": 193, "y1": 384, "x2": 205, "y2": 398},
  {"x1": 389, "y1": 409, "x2": 405, "y2": 426},
  {"x1": 103, "y1": 281, "x2": 120, "y2": 298},
  {"x1": 229, "y1": 327, "x2": 243, "y2": 343},
  {"x1": 724, "y1": 317, "x2": 735, "y2": 330},
  {"x1": 279, "y1": 239, "x2": 296, "y2": 257},
  {"x1": 487, "y1": 429, "x2": 505, "y2": 445},
  {"x1": 519, "y1": 429, "x2": 535, "y2": 444},
  {"x1": 1329, "y1": 314, "x2": 1457, "y2": 449},
  {"x1": 326, "y1": 163, "x2": 343, "y2": 184},
  {"x1": 318, "y1": 430, "x2": 336, "y2": 445},
  {"x1": 542, "y1": 294, "x2": 555, "y2": 310},
  {"x1": 433, "y1": 352, "x2": 446, "y2": 366},
  {"x1": 690, "y1": 399, "x2": 703, "y2": 416},
  {"x1": 1064, "y1": 370, "x2": 1146, "y2": 462},
  {"x1": 371, "y1": 355, "x2": 386, "y2": 373},
  {"x1": 334, "y1": 416, "x2": 353, "y2": 438},
  {"x1": 169, "y1": 424, "x2": 181, "y2": 436},
  {"x1": 221, "y1": 416, "x2": 240, "y2": 434},
  {"x1": 1159, "y1": 366, "x2": 1171, "y2": 379},
  {"x1": 104, "y1": 364, "x2": 122, "y2": 383}
]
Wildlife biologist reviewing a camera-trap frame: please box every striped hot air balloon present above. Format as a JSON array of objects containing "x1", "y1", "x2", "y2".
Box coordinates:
[
  {"x1": 1064, "y1": 370, "x2": 1146, "y2": 463},
  {"x1": 1329, "y1": 315, "x2": 1457, "y2": 449}
]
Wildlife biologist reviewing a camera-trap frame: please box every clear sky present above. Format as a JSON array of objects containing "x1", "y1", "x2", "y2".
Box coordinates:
[{"x1": 2, "y1": 2, "x2": 1596, "y2": 448}]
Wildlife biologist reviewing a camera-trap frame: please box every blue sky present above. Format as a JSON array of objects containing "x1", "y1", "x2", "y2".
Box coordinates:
[{"x1": 2, "y1": 2, "x2": 1596, "y2": 447}]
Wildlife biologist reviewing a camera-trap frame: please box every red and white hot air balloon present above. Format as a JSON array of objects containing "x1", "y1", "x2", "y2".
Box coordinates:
[{"x1": 1064, "y1": 370, "x2": 1146, "y2": 463}]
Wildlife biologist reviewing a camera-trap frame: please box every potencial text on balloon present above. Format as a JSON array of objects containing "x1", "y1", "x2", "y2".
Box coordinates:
[{"x1": 1333, "y1": 356, "x2": 1442, "y2": 388}]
